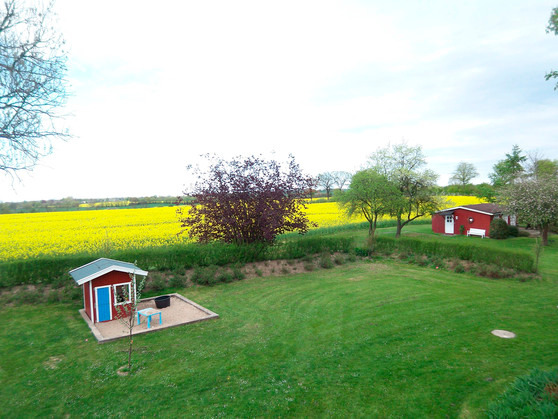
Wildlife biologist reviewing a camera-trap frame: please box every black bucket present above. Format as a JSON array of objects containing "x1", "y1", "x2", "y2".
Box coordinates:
[{"x1": 154, "y1": 295, "x2": 171, "y2": 309}]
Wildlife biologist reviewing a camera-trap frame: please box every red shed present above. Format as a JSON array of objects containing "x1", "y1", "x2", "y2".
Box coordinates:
[
  {"x1": 69, "y1": 258, "x2": 148, "y2": 323},
  {"x1": 432, "y1": 203, "x2": 516, "y2": 238}
]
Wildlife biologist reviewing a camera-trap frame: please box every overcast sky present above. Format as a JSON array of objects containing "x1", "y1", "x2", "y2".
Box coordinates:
[{"x1": 2, "y1": 0, "x2": 558, "y2": 202}]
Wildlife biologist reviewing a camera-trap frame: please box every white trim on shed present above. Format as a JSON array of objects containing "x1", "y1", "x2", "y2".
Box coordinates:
[{"x1": 435, "y1": 206, "x2": 502, "y2": 216}]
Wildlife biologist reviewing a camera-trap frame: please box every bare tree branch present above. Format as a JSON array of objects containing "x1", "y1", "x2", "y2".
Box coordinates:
[{"x1": 0, "y1": 0, "x2": 70, "y2": 175}]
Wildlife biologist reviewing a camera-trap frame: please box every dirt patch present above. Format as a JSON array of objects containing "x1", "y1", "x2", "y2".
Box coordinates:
[
  {"x1": 146, "y1": 252, "x2": 361, "y2": 290},
  {"x1": 346, "y1": 263, "x2": 389, "y2": 281},
  {"x1": 244, "y1": 259, "x2": 306, "y2": 278},
  {"x1": 44, "y1": 356, "x2": 63, "y2": 370},
  {"x1": 367, "y1": 263, "x2": 389, "y2": 272},
  {"x1": 1, "y1": 284, "x2": 40, "y2": 297},
  {"x1": 376, "y1": 251, "x2": 538, "y2": 280},
  {"x1": 520, "y1": 227, "x2": 540, "y2": 237},
  {"x1": 116, "y1": 366, "x2": 129, "y2": 376},
  {"x1": 544, "y1": 383, "x2": 558, "y2": 400},
  {"x1": 239, "y1": 322, "x2": 261, "y2": 332}
]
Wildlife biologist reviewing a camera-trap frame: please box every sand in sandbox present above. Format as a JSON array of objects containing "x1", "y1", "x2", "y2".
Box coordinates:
[{"x1": 80, "y1": 293, "x2": 218, "y2": 342}]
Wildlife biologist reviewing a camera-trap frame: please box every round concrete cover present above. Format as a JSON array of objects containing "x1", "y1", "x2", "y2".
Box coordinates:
[{"x1": 491, "y1": 330, "x2": 516, "y2": 339}]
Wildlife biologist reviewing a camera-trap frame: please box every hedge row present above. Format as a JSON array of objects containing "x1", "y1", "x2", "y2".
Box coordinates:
[
  {"x1": 373, "y1": 235, "x2": 535, "y2": 273},
  {"x1": 0, "y1": 236, "x2": 355, "y2": 287},
  {"x1": 0, "y1": 217, "x2": 533, "y2": 286}
]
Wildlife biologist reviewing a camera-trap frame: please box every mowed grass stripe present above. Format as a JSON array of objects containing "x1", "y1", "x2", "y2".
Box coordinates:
[
  {"x1": 196, "y1": 263, "x2": 556, "y2": 417},
  {"x1": 1, "y1": 261, "x2": 557, "y2": 417}
]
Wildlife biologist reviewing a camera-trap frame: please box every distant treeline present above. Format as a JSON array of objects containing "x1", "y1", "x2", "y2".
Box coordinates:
[
  {"x1": 435, "y1": 183, "x2": 493, "y2": 198},
  {"x1": 0, "y1": 183, "x2": 492, "y2": 215},
  {"x1": 0, "y1": 196, "x2": 196, "y2": 214}
]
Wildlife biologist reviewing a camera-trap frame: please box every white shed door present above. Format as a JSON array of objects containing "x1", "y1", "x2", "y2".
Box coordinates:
[{"x1": 445, "y1": 215, "x2": 454, "y2": 234}]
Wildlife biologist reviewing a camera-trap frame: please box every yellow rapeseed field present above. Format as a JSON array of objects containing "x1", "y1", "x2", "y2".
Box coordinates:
[
  {"x1": 0, "y1": 207, "x2": 188, "y2": 262},
  {"x1": 305, "y1": 195, "x2": 485, "y2": 228},
  {"x1": 0, "y1": 196, "x2": 484, "y2": 262}
]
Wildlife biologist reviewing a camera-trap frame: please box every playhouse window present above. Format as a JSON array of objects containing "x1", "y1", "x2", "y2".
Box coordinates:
[{"x1": 113, "y1": 283, "x2": 131, "y2": 305}]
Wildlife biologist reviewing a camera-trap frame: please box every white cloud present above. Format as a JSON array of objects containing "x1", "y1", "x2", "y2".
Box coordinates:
[{"x1": 2, "y1": 0, "x2": 558, "y2": 201}]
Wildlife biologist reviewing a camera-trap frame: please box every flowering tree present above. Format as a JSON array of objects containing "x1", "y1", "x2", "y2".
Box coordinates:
[
  {"x1": 178, "y1": 154, "x2": 315, "y2": 245},
  {"x1": 367, "y1": 143, "x2": 441, "y2": 237},
  {"x1": 501, "y1": 178, "x2": 558, "y2": 245},
  {"x1": 337, "y1": 169, "x2": 400, "y2": 236}
]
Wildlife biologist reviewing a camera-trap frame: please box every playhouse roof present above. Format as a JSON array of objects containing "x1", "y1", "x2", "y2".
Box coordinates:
[
  {"x1": 436, "y1": 203, "x2": 504, "y2": 216},
  {"x1": 69, "y1": 258, "x2": 148, "y2": 286}
]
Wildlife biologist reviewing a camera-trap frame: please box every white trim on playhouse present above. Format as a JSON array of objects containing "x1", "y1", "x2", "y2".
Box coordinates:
[
  {"x1": 89, "y1": 281, "x2": 94, "y2": 322},
  {"x1": 69, "y1": 258, "x2": 148, "y2": 286},
  {"x1": 74, "y1": 265, "x2": 148, "y2": 286},
  {"x1": 112, "y1": 282, "x2": 132, "y2": 306}
]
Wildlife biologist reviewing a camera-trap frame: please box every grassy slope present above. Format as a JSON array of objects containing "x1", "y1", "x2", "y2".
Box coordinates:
[{"x1": 1, "y1": 242, "x2": 557, "y2": 417}]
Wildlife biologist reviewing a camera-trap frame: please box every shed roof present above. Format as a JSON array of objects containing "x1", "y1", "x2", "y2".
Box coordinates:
[
  {"x1": 435, "y1": 203, "x2": 505, "y2": 216},
  {"x1": 462, "y1": 203, "x2": 504, "y2": 214},
  {"x1": 69, "y1": 258, "x2": 148, "y2": 286}
]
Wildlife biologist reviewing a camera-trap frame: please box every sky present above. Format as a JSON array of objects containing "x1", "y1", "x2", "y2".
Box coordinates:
[{"x1": 2, "y1": 0, "x2": 558, "y2": 202}]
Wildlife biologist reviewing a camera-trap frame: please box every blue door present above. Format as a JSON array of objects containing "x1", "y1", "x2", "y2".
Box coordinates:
[{"x1": 96, "y1": 287, "x2": 111, "y2": 322}]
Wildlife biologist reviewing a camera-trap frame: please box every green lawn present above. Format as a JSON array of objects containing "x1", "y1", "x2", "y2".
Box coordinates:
[{"x1": 1, "y1": 250, "x2": 557, "y2": 417}]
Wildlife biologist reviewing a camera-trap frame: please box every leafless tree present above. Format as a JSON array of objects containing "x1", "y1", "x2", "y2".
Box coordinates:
[
  {"x1": 332, "y1": 170, "x2": 352, "y2": 191},
  {"x1": 317, "y1": 172, "x2": 336, "y2": 200},
  {"x1": 449, "y1": 162, "x2": 479, "y2": 185},
  {"x1": 524, "y1": 150, "x2": 558, "y2": 180},
  {"x1": 1, "y1": 0, "x2": 70, "y2": 176},
  {"x1": 307, "y1": 175, "x2": 319, "y2": 201},
  {"x1": 115, "y1": 272, "x2": 146, "y2": 374}
]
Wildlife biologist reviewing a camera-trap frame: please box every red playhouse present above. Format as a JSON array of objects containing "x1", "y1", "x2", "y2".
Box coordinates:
[
  {"x1": 432, "y1": 203, "x2": 516, "y2": 238},
  {"x1": 69, "y1": 258, "x2": 148, "y2": 323}
]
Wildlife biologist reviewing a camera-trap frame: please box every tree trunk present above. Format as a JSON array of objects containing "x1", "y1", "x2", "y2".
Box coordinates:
[
  {"x1": 541, "y1": 224, "x2": 549, "y2": 246},
  {"x1": 395, "y1": 218, "x2": 403, "y2": 238},
  {"x1": 128, "y1": 325, "x2": 133, "y2": 371},
  {"x1": 368, "y1": 213, "x2": 379, "y2": 236}
]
